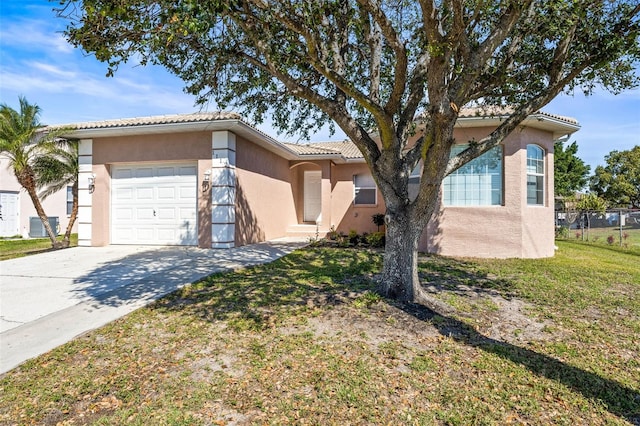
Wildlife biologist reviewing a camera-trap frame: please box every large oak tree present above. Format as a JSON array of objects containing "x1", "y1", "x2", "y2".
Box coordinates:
[{"x1": 58, "y1": 0, "x2": 640, "y2": 303}]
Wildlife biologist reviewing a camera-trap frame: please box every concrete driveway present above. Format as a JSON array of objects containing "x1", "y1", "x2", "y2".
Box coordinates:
[{"x1": 0, "y1": 239, "x2": 306, "y2": 374}]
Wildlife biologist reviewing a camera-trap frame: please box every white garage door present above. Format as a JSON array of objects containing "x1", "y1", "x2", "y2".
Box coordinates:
[{"x1": 111, "y1": 163, "x2": 198, "y2": 245}]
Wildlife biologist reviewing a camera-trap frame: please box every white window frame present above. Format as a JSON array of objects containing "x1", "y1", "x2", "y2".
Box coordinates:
[
  {"x1": 353, "y1": 173, "x2": 377, "y2": 206},
  {"x1": 526, "y1": 144, "x2": 545, "y2": 206},
  {"x1": 443, "y1": 144, "x2": 503, "y2": 206}
]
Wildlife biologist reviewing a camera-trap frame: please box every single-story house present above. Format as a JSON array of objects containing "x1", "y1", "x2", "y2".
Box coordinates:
[
  {"x1": 0, "y1": 158, "x2": 77, "y2": 239},
  {"x1": 58, "y1": 109, "x2": 578, "y2": 258}
]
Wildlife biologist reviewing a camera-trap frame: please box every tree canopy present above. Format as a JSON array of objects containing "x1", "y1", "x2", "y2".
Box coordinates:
[
  {"x1": 554, "y1": 140, "x2": 590, "y2": 198},
  {"x1": 59, "y1": 0, "x2": 640, "y2": 302},
  {"x1": 590, "y1": 146, "x2": 640, "y2": 209}
]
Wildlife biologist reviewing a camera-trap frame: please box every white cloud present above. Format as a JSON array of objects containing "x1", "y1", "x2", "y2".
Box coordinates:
[{"x1": 0, "y1": 19, "x2": 74, "y2": 54}]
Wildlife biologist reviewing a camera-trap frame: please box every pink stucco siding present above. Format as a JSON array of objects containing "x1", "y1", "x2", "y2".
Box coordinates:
[
  {"x1": 419, "y1": 126, "x2": 556, "y2": 258},
  {"x1": 0, "y1": 156, "x2": 77, "y2": 238},
  {"x1": 235, "y1": 136, "x2": 297, "y2": 245}
]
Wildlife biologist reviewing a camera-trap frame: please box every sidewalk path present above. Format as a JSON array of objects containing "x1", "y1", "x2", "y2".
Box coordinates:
[{"x1": 0, "y1": 239, "x2": 306, "y2": 374}]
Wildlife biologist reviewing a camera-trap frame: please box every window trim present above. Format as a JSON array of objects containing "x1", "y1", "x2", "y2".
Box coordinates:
[
  {"x1": 353, "y1": 173, "x2": 377, "y2": 206},
  {"x1": 526, "y1": 144, "x2": 545, "y2": 206}
]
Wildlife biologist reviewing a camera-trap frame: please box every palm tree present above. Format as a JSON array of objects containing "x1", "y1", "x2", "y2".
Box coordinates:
[
  {"x1": 33, "y1": 139, "x2": 79, "y2": 248},
  {"x1": 0, "y1": 97, "x2": 71, "y2": 249}
]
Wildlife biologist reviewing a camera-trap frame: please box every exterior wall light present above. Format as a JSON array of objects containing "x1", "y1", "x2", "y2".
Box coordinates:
[
  {"x1": 88, "y1": 174, "x2": 96, "y2": 194},
  {"x1": 202, "y1": 169, "x2": 212, "y2": 192}
]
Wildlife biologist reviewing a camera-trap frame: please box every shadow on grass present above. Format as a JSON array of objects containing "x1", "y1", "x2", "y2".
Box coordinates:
[
  {"x1": 395, "y1": 302, "x2": 640, "y2": 424},
  {"x1": 155, "y1": 247, "x2": 382, "y2": 329},
  {"x1": 153, "y1": 247, "x2": 639, "y2": 423}
]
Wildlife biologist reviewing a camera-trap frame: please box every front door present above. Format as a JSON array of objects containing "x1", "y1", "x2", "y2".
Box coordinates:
[
  {"x1": 0, "y1": 192, "x2": 20, "y2": 237},
  {"x1": 303, "y1": 170, "x2": 322, "y2": 223}
]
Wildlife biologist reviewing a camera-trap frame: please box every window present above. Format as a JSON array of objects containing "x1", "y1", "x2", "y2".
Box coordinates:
[
  {"x1": 66, "y1": 186, "x2": 73, "y2": 215},
  {"x1": 354, "y1": 173, "x2": 377, "y2": 205},
  {"x1": 408, "y1": 163, "x2": 422, "y2": 202},
  {"x1": 526, "y1": 145, "x2": 544, "y2": 205},
  {"x1": 443, "y1": 144, "x2": 503, "y2": 206}
]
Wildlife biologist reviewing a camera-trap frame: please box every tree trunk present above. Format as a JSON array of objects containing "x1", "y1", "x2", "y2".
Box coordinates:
[{"x1": 378, "y1": 209, "x2": 422, "y2": 301}]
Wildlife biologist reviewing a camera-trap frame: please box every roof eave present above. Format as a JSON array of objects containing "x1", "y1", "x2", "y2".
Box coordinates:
[
  {"x1": 455, "y1": 114, "x2": 580, "y2": 139},
  {"x1": 62, "y1": 119, "x2": 304, "y2": 161}
]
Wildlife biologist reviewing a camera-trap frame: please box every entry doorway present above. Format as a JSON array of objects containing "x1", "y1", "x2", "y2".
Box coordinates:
[{"x1": 303, "y1": 170, "x2": 322, "y2": 223}]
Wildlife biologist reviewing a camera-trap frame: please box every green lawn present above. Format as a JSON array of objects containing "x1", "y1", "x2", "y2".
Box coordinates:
[
  {"x1": 560, "y1": 225, "x2": 640, "y2": 250},
  {"x1": 0, "y1": 234, "x2": 78, "y2": 261},
  {"x1": 0, "y1": 242, "x2": 638, "y2": 425}
]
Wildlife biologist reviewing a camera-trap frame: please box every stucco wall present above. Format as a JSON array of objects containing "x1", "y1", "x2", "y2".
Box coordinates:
[
  {"x1": 0, "y1": 156, "x2": 78, "y2": 238},
  {"x1": 419, "y1": 126, "x2": 556, "y2": 258},
  {"x1": 330, "y1": 162, "x2": 386, "y2": 235},
  {"x1": 235, "y1": 136, "x2": 297, "y2": 245}
]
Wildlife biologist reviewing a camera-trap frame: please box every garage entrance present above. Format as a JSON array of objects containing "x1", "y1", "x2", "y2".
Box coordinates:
[{"x1": 111, "y1": 163, "x2": 198, "y2": 245}]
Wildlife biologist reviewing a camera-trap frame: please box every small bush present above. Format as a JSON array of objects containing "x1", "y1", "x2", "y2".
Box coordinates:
[
  {"x1": 348, "y1": 229, "x2": 360, "y2": 245},
  {"x1": 372, "y1": 213, "x2": 385, "y2": 231},
  {"x1": 607, "y1": 235, "x2": 615, "y2": 245},
  {"x1": 555, "y1": 226, "x2": 570, "y2": 239},
  {"x1": 366, "y1": 231, "x2": 385, "y2": 248}
]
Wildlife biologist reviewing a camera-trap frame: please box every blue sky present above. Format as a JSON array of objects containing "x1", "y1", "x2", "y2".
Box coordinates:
[{"x1": 1, "y1": 0, "x2": 639, "y2": 172}]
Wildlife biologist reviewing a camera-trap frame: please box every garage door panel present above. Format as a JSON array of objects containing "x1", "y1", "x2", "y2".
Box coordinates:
[
  {"x1": 136, "y1": 168, "x2": 154, "y2": 178},
  {"x1": 111, "y1": 163, "x2": 197, "y2": 245},
  {"x1": 157, "y1": 187, "x2": 175, "y2": 199},
  {"x1": 157, "y1": 207, "x2": 176, "y2": 220},
  {"x1": 179, "y1": 207, "x2": 196, "y2": 220},
  {"x1": 113, "y1": 187, "x2": 133, "y2": 200},
  {"x1": 114, "y1": 207, "x2": 133, "y2": 220},
  {"x1": 113, "y1": 168, "x2": 133, "y2": 179},
  {"x1": 136, "y1": 208, "x2": 155, "y2": 220},
  {"x1": 179, "y1": 186, "x2": 196, "y2": 199}
]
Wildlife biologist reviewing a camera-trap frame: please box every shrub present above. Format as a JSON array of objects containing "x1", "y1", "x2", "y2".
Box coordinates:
[
  {"x1": 366, "y1": 231, "x2": 385, "y2": 248},
  {"x1": 372, "y1": 213, "x2": 385, "y2": 231},
  {"x1": 555, "y1": 226, "x2": 570, "y2": 239},
  {"x1": 348, "y1": 229, "x2": 360, "y2": 245}
]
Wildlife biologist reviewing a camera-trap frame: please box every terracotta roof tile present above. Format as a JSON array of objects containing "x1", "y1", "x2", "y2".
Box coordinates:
[
  {"x1": 58, "y1": 112, "x2": 242, "y2": 130},
  {"x1": 310, "y1": 140, "x2": 363, "y2": 158},
  {"x1": 456, "y1": 106, "x2": 578, "y2": 125}
]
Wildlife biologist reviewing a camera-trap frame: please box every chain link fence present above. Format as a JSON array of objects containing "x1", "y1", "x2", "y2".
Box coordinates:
[{"x1": 555, "y1": 208, "x2": 640, "y2": 248}]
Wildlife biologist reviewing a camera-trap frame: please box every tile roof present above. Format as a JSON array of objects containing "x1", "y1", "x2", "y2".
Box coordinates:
[
  {"x1": 59, "y1": 112, "x2": 242, "y2": 130},
  {"x1": 284, "y1": 140, "x2": 364, "y2": 159},
  {"x1": 309, "y1": 141, "x2": 364, "y2": 158},
  {"x1": 282, "y1": 143, "x2": 342, "y2": 156},
  {"x1": 456, "y1": 106, "x2": 578, "y2": 126}
]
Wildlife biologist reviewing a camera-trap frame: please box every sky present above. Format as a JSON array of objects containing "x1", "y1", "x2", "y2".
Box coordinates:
[{"x1": 1, "y1": 0, "x2": 639, "y2": 172}]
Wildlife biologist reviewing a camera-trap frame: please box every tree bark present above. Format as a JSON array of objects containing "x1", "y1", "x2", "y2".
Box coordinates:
[{"x1": 378, "y1": 208, "x2": 422, "y2": 301}]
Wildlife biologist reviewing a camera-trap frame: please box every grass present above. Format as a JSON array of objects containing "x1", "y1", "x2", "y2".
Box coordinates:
[
  {"x1": 0, "y1": 234, "x2": 78, "y2": 260},
  {"x1": 560, "y1": 225, "x2": 640, "y2": 250},
  {"x1": 0, "y1": 242, "x2": 638, "y2": 425}
]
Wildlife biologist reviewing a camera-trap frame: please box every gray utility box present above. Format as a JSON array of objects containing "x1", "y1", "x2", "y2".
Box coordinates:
[{"x1": 29, "y1": 217, "x2": 59, "y2": 238}]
